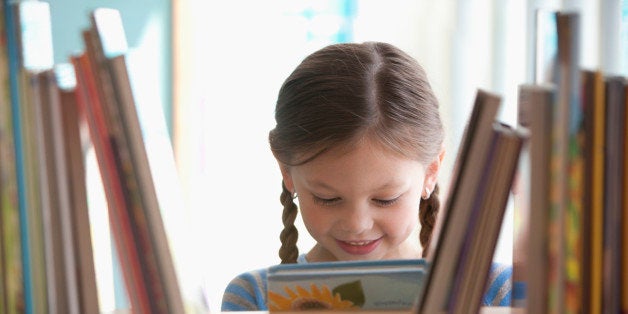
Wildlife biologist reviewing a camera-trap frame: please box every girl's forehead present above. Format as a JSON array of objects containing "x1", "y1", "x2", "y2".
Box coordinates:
[
  {"x1": 292, "y1": 142, "x2": 426, "y2": 194},
  {"x1": 297, "y1": 138, "x2": 423, "y2": 174},
  {"x1": 318, "y1": 135, "x2": 419, "y2": 162}
]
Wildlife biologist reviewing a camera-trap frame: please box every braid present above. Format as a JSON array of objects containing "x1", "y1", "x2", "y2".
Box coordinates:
[
  {"x1": 419, "y1": 183, "x2": 440, "y2": 258},
  {"x1": 279, "y1": 181, "x2": 299, "y2": 264}
]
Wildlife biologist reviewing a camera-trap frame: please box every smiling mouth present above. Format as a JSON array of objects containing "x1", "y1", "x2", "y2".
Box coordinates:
[
  {"x1": 344, "y1": 240, "x2": 375, "y2": 246},
  {"x1": 336, "y1": 237, "x2": 382, "y2": 255}
]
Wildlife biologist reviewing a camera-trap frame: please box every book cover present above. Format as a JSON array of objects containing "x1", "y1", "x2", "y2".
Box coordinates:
[{"x1": 267, "y1": 259, "x2": 426, "y2": 311}]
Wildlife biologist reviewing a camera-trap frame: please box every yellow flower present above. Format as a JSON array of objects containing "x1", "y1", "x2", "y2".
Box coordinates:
[{"x1": 268, "y1": 284, "x2": 358, "y2": 311}]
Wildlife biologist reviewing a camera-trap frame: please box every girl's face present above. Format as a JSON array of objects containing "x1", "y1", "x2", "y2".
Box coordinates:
[{"x1": 281, "y1": 138, "x2": 442, "y2": 262}]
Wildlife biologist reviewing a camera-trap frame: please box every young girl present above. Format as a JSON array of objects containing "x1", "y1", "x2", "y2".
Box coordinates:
[{"x1": 221, "y1": 41, "x2": 512, "y2": 311}]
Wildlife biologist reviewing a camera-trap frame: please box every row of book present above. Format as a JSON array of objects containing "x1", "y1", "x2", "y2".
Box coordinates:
[
  {"x1": 0, "y1": 1, "x2": 184, "y2": 313},
  {"x1": 513, "y1": 10, "x2": 628, "y2": 314},
  {"x1": 414, "y1": 9, "x2": 627, "y2": 314}
]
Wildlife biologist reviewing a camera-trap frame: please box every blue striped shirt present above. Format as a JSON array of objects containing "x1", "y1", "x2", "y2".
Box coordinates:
[{"x1": 221, "y1": 255, "x2": 513, "y2": 311}]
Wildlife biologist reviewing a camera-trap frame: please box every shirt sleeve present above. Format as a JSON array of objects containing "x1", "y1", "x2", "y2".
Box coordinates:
[
  {"x1": 482, "y1": 262, "x2": 513, "y2": 306},
  {"x1": 221, "y1": 269, "x2": 268, "y2": 311}
]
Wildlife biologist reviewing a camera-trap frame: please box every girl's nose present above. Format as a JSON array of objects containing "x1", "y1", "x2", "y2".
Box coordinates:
[{"x1": 338, "y1": 204, "x2": 373, "y2": 234}]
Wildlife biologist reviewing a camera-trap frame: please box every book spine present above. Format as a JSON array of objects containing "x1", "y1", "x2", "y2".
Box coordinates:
[
  {"x1": 589, "y1": 70, "x2": 605, "y2": 314},
  {"x1": 3, "y1": 1, "x2": 33, "y2": 312},
  {"x1": 59, "y1": 83, "x2": 101, "y2": 314},
  {"x1": 517, "y1": 84, "x2": 555, "y2": 314},
  {"x1": 556, "y1": 12, "x2": 584, "y2": 314},
  {"x1": 622, "y1": 80, "x2": 628, "y2": 314},
  {"x1": 0, "y1": 0, "x2": 23, "y2": 312},
  {"x1": 602, "y1": 76, "x2": 625, "y2": 314}
]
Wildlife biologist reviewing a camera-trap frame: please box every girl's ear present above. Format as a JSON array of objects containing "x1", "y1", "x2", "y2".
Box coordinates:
[
  {"x1": 279, "y1": 163, "x2": 295, "y2": 194},
  {"x1": 424, "y1": 149, "x2": 445, "y2": 192}
]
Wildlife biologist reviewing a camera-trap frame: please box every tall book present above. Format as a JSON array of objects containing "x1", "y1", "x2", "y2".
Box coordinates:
[
  {"x1": 555, "y1": 12, "x2": 583, "y2": 314},
  {"x1": 622, "y1": 80, "x2": 628, "y2": 314},
  {"x1": 415, "y1": 89, "x2": 502, "y2": 313},
  {"x1": 581, "y1": 69, "x2": 605, "y2": 314},
  {"x1": 10, "y1": 1, "x2": 56, "y2": 312},
  {"x1": 56, "y1": 65, "x2": 100, "y2": 314},
  {"x1": 3, "y1": 0, "x2": 32, "y2": 311},
  {"x1": 602, "y1": 75, "x2": 626, "y2": 314},
  {"x1": 516, "y1": 84, "x2": 556, "y2": 314},
  {"x1": 0, "y1": 0, "x2": 23, "y2": 312},
  {"x1": 34, "y1": 69, "x2": 75, "y2": 314},
  {"x1": 16, "y1": 63, "x2": 48, "y2": 314}
]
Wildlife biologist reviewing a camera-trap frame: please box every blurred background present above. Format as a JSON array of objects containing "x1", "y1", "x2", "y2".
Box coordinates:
[{"x1": 47, "y1": 0, "x2": 628, "y2": 312}]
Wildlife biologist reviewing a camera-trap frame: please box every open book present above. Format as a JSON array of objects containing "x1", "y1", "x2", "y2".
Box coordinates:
[{"x1": 267, "y1": 259, "x2": 426, "y2": 311}]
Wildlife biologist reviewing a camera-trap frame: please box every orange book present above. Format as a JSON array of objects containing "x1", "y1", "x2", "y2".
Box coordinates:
[{"x1": 588, "y1": 70, "x2": 605, "y2": 314}]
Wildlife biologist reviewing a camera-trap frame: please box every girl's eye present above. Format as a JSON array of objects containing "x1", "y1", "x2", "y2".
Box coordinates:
[
  {"x1": 373, "y1": 197, "x2": 400, "y2": 206},
  {"x1": 313, "y1": 196, "x2": 341, "y2": 206}
]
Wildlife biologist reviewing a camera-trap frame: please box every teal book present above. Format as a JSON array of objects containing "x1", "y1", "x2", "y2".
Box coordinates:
[{"x1": 267, "y1": 259, "x2": 426, "y2": 311}]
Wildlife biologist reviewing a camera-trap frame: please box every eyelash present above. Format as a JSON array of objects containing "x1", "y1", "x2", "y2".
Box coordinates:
[
  {"x1": 312, "y1": 196, "x2": 400, "y2": 206},
  {"x1": 373, "y1": 197, "x2": 400, "y2": 206},
  {"x1": 313, "y1": 196, "x2": 341, "y2": 206}
]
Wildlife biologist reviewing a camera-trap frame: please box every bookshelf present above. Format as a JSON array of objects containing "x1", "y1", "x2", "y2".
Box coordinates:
[
  {"x1": 513, "y1": 2, "x2": 628, "y2": 314},
  {"x1": 0, "y1": 1, "x2": 195, "y2": 313}
]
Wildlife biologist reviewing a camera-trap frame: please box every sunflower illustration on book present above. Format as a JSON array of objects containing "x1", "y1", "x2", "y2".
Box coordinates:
[{"x1": 268, "y1": 280, "x2": 364, "y2": 311}]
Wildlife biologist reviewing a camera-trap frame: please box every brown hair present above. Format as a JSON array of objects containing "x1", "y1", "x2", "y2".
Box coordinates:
[{"x1": 269, "y1": 42, "x2": 444, "y2": 263}]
